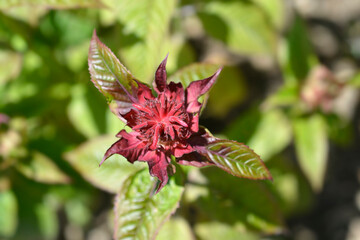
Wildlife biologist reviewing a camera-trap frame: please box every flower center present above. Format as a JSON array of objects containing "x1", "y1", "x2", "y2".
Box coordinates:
[{"x1": 132, "y1": 93, "x2": 191, "y2": 149}]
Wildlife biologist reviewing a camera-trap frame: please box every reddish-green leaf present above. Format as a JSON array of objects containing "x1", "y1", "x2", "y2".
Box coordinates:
[
  {"x1": 200, "y1": 140, "x2": 272, "y2": 180},
  {"x1": 88, "y1": 30, "x2": 137, "y2": 119},
  {"x1": 114, "y1": 169, "x2": 183, "y2": 240}
]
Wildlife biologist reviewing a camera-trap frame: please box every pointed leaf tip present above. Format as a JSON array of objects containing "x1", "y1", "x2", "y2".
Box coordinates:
[
  {"x1": 154, "y1": 54, "x2": 169, "y2": 93},
  {"x1": 186, "y1": 67, "x2": 223, "y2": 113}
]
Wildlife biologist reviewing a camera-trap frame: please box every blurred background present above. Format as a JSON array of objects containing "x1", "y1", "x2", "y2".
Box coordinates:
[{"x1": 1, "y1": 0, "x2": 360, "y2": 239}]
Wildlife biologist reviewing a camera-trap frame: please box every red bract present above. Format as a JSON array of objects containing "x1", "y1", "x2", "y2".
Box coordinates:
[{"x1": 100, "y1": 55, "x2": 222, "y2": 193}]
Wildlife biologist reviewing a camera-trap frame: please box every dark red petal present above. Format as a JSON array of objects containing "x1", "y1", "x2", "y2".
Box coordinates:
[
  {"x1": 189, "y1": 114, "x2": 199, "y2": 133},
  {"x1": 173, "y1": 143, "x2": 193, "y2": 158},
  {"x1": 153, "y1": 54, "x2": 169, "y2": 93},
  {"x1": 134, "y1": 80, "x2": 154, "y2": 104},
  {"x1": 122, "y1": 109, "x2": 139, "y2": 128},
  {"x1": 177, "y1": 151, "x2": 215, "y2": 167},
  {"x1": 176, "y1": 126, "x2": 216, "y2": 163},
  {"x1": 140, "y1": 150, "x2": 171, "y2": 193},
  {"x1": 166, "y1": 81, "x2": 185, "y2": 103},
  {"x1": 185, "y1": 68, "x2": 222, "y2": 113},
  {"x1": 186, "y1": 126, "x2": 216, "y2": 147},
  {"x1": 100, "y1": 131, "x2": 145, "y2": 166}
]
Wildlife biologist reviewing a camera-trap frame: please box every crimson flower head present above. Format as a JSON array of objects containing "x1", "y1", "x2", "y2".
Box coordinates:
[
  {"x1": 100, "y1": 55, "x2": 222, "y2": 192},
  {"x1": 89, "y1": 31, "x2": 272, "y2": 194}
]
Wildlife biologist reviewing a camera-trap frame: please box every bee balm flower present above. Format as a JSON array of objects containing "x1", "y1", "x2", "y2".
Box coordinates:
[
  {"x1": 88, "y1": 31, "x2": 271, "y2": 194},
  {"x1": 100, "y1": 55, "x2": 221, "y2": 193}
]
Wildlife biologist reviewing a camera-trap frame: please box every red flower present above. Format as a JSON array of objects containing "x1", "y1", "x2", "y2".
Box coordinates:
[{"x1": 100, "y1": 55, "x2": 222, "y2": 193}]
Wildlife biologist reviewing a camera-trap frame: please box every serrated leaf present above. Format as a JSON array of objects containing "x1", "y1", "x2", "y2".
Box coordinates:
[
  {"x1": 114, "y1": 169, "x2": 183, "y2": 240},
  {"x1": 116, "y1": 0, "x2": 177, "y2": 82},
  {"x1": 64, "y1": 135, "x2": 144, "y2": 193},
  {"x1": 197, "y1": 168, "x2": 284, "y2": 234},
  {"x1": 199, "y1": 1, "x2": 276, "y2": 55},
  {"x1": 0, "y1": 190, "x2": 17, "y2": 237},
  {"x1": 88, "y1": 30, "x2": 136, "y2": 119},
  {"x1": 293, "y1": 115, "x2": 328, "y2": 191},
  {"x1": 0, "y1": 0, "x2": 104, "y2": 9},
  {"x1": 247, "y1": 110, "x2": 292, "y2": 161},
  {"x1": 200, "y1": 140, "x2": 272, "y2": 180},
  {"x1": 16, "y1": 151, "x2": 70, "y2": 184}
]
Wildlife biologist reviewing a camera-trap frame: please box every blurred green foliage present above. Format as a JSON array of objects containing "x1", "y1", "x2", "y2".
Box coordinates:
[{"x1": 0, "y1": 0, "x2": 359, "y2": 239}]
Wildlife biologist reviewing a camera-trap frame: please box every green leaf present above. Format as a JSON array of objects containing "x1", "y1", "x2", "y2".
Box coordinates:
[
  {"x1": 293, "y1": 114, "x2": 328, "y2": 191},
  {"x1": 67, "y1": 83, "x2": 111, "y2": 138},
  {"x1": 0, "y1": 0, "x2": 104, "y2": 9},
  {"x1": 280, "y1": 15, "x2": 317, "y2": 84},
  {"x1": 0, "y1": 50, "x2": 22, "y2": 86},
  {"x1": 199, "y1": 1, "x2": 277, "y2": 55},
  {"x1": 197, "y1": 168, "x2": 284, "y2": 233},
  {"x1": 349, "y1": 72, "x2": 360, "y2": 87},
  {"x1": 88, "y1": 30, "x2": 137, "y2": 119},
  {"x1": 264, "y1": 83, "x2": 300, "y2": 108},
  {"x1": 16, "y1": 151, "x2": 70, "y2": 184},
  {"x1": 64, "y1": 135, "x2": 144, "y2": 193},
  {"x1": 0, "y1": 190, "x2": 18, "y2": 237},
  {"x1": 157, "y1": 217, "x2": 194, "y2": 240},
  {"x1": 247, "y1": 110, "x2": 292, "y2": 161},
  {"x1": 253, "y1": 0, "x2": 285, "y2": 30},
  {"x1": 195, "y1": 222, "x2": 259, "y2": 240},
  {"x1": 225, "y1": 107, "x2": 262, "y2": 144},
  {"x1": 67, "y1": 84, "x2": 101, "y2": 138},
  {"x1": 114, "y1": 169, "x2": 184, "y2": 240},
  {"x1": 35, "y1": 202, "x2": 59, "y2": 239},
  {"x1": 0, "y1": 6, "x2": 48, "y2": 25},
  {"x1": 116, "y1": 0, "x2": 177, "y2": 82},
  {"x1": 201, "y1": 140, "x2": 272, "y2": 180}
]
